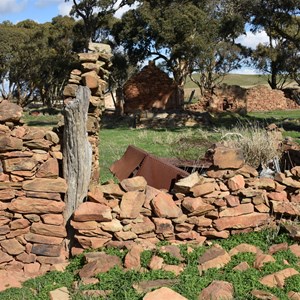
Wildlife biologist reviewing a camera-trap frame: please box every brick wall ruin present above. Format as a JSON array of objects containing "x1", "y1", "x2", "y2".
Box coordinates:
[
  {"x1": 188, "y1": 85, "x2": 300, "y2": 113},
  {"x1": 123, "y1": 61, "x2": 184, "y2": 113}
]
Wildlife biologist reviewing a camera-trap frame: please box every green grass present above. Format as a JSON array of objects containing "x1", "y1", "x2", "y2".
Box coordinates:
[{"x1": 0, "y1": 229, "x2": 299, "y2": 300}]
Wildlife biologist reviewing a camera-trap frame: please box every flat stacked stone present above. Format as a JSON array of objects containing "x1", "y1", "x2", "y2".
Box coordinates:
[
  {"x1": 0, "y1": 99, "x2": 67, "y2": 277},
  {"x1": 63, "y1": 42, "x2": 112, "y2": 183}
]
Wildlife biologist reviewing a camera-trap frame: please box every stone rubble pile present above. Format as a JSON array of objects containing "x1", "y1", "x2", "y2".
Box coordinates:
[
  {"x1": 71, "y1": 145, "x2": 300, "y2": 254},
  {"x1": 0, "y1": 100, "x2": 68, "y2": 277},
  {"x1": 63, "y1": 43, "x2": 112, "y2": 183}
]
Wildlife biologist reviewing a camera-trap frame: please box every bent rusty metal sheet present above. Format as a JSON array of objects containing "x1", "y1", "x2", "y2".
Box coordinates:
[{"x1": 110, "y1": 145, "x2": 189, "y2": 190}]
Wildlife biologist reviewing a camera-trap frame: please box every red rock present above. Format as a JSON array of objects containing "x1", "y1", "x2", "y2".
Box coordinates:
[
  {"x1": 73, "y1": 202, "x2": 112, "y2": 222},
  {"x1": 182, "y1": 197, "x2": 214, "y2": 215},
  {"x1": 255, "y1": 203, "x2": 270, "y2": 213},
  {"x1": 0, "y1": 250, "x2": 13, "y2": 264},
  {"x1": 267, "y1": 191, "x2": 288, "y2": 202},
  {"x1": 213, "y1": 147, "x2": 244, "y2": 169},
  {"x1": 229, "y1": 243, "x2": 262, "y2": 256},
  {"x1": 31, "y1": 223, "x2": 67, "y2": 238},
  {"x1": 254, "y1": 254, "x2": 275, "y2": 269},
  {"x1": 82, "y1": 71, "x2": 99, "y2": 89},
  {"x1": 251, "y1": 290, "x2": 279, "y2": 300},
  {"x1": 31, "y1": 244, "x2": 62, "y2": 257},
  {"x1": 0, "y1": 225, "x2": 9, "y2": 235},
  {"x1": 274, "y1": 173, "x2": 300, "y2": 188},
  {"x1": 75, "y1": 235, "x2": 110, "y2": 249},
  {"x1": 289, "y1": 244, "x2": 300, "y2": 258},
  {"x1": 24, "y1": 262, "x2": 40, "y2": 277},
  {"x1": 120, "y1": 191, "x2": 145, "y2": 219},
  {"x1": 143, "y1": 287, "x2": 187, "y2": 300},
  {"x1": 120, "y1": 176, "x2": 147, "y2": 192},
  {"x1": 219, "y1": 203, "x2": 254, "y2": 217},
  {"x1": 3, "y1": 157, "x2": 38, "y2": 173},
  {"x1": 124, "y1": 244, "x2": 143, "y2": 270},
  {"x1": 131, "y1": 217, "x2": 155, "y2": 234},
  {"x1": 49, "y1": 287, "x2": 70, "y2": 300},
  {"x1": 22, "y1": 178, "x2": 67, "y2": 193},
  {"x1": 24, "y1": 233, "x2": 63, "y2": 245},
  {"x1": 9, "y1": 197, "x2": 65, "y2": 213},
  {"x1": 87, "y1": 185, "x2": 105, "y2": 203},
  {"x1": 16, "y1": 252, "x2": 36, "y2": 263},
  {"x1": 0, "y1": 100, "x2": 23, "y2": 122},
  {"x1": 23, "y1": 139, "x2": 53, "y2": 150},
  {"x1": 201, "y1": 230, "x2": 229, "y2": 239},
  {"x1": 41, "y1": 214, "x2": 64, "y2": 225},
  {"x1": 260, "y1": 268, "x2": 299, "y2": 288},
  {"x1": 175, "y1": 223, "x2": 194, "y2": 232},
  {"x1": 271, "y1": 201, "x2": 300, "y2": 216},
  {"x1": 79, "y1": 253, "x2": 122, "y2": 278},
  {"x1": 0, "y1": 238, "x2": 25, "y2": 255},
  {"x1": 213, "y1": 213, "x2": 270, "y2": 231},
  {"x1": 0, "y1": 189, "x2": 15, "y2": 201},
  {"x1": 233, "y1": 261, "x2": 250, "y2": 271},
  {"x1": 288, "y1": 291, "x2": 300, "y2": 300},
  {"x1": 36, "y1": 158, "x2": 59, "y2": 178},
  {"x1": 227, "y1": 175, "x2": 245, "y2": 191},
  {"x1": 290, "y1": 193, "x2": 300, "y2": 203},
  {"x1": 187, "y1": 216, "x2": 212, "y2": 227},
  {"x1": 198, "y1": 244, "x2": 231, "y2": 272},
  {"x1": 174, "y1": 172, "x2": 203, "y2": 194},
  {"x1": 152, "y1": 192, "x2": 182, "y2": 218},
  {"x1": 0, "y1": 135, "x2": 23, "y2": 152},
  {"x1": 149, "y1": 255, "x2": 164, "y2": 270},
  {"x1": 6, "y1": 227, "x2": 30, "y2": 238},
  {"x1": 191, "y1": 182, "x2": 216, "y2": 197},
  {"x1": 114, "y1": 231, "x2": 137, "y2": 241},
  {"x1": 0, "y1": 270, "x2": 29, "y2": 292},
  {"x1": 199, "y1": 280, "x2": 234, "y2": 300},
  {"x1": 268, "y1": 243, "x2": 288, "y2": 255},
  {"x1": 100, "y1": 219, "x2": 123, "y2": 232},
  {"x1": 163, "y1": 264, "x2": 184, "y2": 276},
  {"x1": 237, "y1": 164, "x2": 258, "y2": 177},
  {"x1": 153, "y1": 218, "x2": 174, "y2": 234},
  {"x1": 10, "y1": 218, "x2": 30, "y2": 230},
  {"x1": 252, "y1": 177, "x2": 276, "y2": 190},
  {"x1": 25, "y1": 191, "x2": 61, "y2": 201},
  {"x1": 70, "y1": 220, "x2": 98, "y2": 230}
]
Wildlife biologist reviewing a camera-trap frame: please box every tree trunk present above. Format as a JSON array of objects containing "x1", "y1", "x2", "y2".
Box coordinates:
[{"x1": 63, "y1": 86, "x2": 92, "y2": 223}]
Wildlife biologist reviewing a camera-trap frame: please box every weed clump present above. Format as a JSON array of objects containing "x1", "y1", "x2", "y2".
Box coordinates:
[{"x1": 221, "y1": 122, "x2": 282, "y2": 169}]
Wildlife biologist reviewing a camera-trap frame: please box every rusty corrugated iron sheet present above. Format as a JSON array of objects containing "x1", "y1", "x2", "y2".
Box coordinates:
[{"x1": 110, "y1": 145, "x2": 189, "y2": 191}]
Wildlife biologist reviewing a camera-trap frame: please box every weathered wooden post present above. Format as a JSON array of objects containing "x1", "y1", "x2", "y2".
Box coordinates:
[{"x1": 63, "y1": 86, "x2": 92, "y2": 222}]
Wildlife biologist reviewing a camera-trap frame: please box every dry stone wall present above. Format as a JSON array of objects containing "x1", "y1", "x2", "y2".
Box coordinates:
[
  {"x1": 188, "y1": 85, "x2": 300, "y2": 113},
  {"x1": 70, "y1": 146, "x2": 300, "y2": 254},
  {"x1": 63, "y1": 45, "x2": 112, "y2": 183},
  {"x1": 0, "y1": 100, "x2": 68, "y2": 276}
]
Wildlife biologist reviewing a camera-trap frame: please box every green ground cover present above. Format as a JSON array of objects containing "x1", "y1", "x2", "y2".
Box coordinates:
[{"x1": 0, "y1": 229, "x2": 299, "y2": 300}]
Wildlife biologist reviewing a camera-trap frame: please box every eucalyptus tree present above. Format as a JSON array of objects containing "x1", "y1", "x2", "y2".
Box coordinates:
[
  {"x1": 65, "y1": 0, "x2": 135, "y2": 50},
  {"x1": 112, "y1": 0, "x2": 248, "y2": 97},
  {"x1": 249, "y1": 0, "x2": 300, "y2": 88}
]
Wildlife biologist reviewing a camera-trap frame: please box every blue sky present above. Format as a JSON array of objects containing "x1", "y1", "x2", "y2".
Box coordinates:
[
  {"x1": 0, "y1": 0, "x2": 268, "y2": 74},
  {"x1": 0, "y1": 0, "x2": 72, "y2": 24}
]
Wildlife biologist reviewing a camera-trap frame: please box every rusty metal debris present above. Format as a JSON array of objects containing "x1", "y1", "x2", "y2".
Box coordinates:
[{"x1": 110, "y1": 145, "x2": 189, "y2": 191}]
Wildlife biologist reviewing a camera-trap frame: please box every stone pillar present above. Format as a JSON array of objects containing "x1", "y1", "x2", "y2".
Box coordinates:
[{"x1": 63, "y1": 43, "x2": 112, "y2": 184}]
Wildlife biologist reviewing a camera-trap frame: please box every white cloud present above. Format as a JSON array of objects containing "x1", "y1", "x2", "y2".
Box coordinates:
[
  {"x1": 58, "y1": 2, "x2": 72, "y2": 16},
  {"x1": 0, "y1": 0, "x2": 27, "y2": 14},
  {"x1": 236, "y1": 30, "x2": 269, "y2": 49}
]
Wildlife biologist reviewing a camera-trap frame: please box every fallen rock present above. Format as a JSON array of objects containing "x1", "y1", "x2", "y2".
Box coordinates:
[
  {"x1": 260, "y1": 268, "x2": 299, "y2": 288},
  {"x1": 49, "y1": 287, "x2": 70, "y2": 300},
  {"x1": 251, "y1": 289, "x2": 279, "y2": 299},
  {"x1": 143, "y1": 287, "x2": 187, "y2": 300},
  {"x1": 120, "y1": 176, "x2": 147, "y2": 192},
  {"x1": 198, "y1": 244, "x2": 231, "y2": 272},
  {"x1": 199, "y1": 280, "x2": 234, "y2": 300}
]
